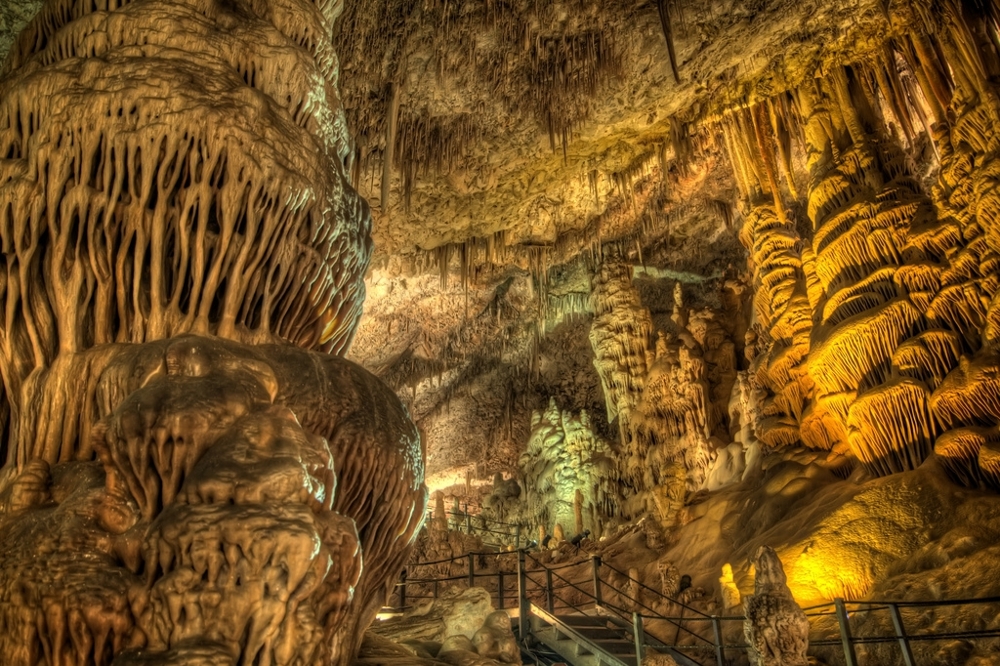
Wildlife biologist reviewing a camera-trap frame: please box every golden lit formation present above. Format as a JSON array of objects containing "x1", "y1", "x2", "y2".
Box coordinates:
[{"x1": 2, "y1": 0, "x2": 1000, "y2": 665}]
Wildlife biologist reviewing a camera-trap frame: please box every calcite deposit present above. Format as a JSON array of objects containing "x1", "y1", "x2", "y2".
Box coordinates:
[
  {"x1": 743, "y1": 546, "x2": 810, "y2": 666},
  {"x1": 4, "y1": 0, "x2": 1000, "y2": 663},
  {"x1": 0, "y1": 0, "x2": 426, "y2": 663}
]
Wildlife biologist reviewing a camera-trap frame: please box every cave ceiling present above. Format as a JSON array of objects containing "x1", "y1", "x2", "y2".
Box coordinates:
[
  {"x1": 333, "y1": 0, "x2": 895, "y2": 485},
  {"x1": 337, "y1": 0, "x2": 886, "y2": 256},
  {"x1": 0, "y1": 0, "x2": 920, "y2": 486}
]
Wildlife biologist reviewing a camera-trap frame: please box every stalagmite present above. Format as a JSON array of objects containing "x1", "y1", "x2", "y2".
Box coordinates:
[
  {"x1": 495, "y1": 399, "x2": 616, "y2": 537},
  {"x1": 743, "y1": 546, "x2": 809, "y2": 666},
  {"x1": 628, "y1": 567, "x2": 641, "y2": 612},
  {"x1": 657, "y1": 557, "x2": 679, "y2": 598}
]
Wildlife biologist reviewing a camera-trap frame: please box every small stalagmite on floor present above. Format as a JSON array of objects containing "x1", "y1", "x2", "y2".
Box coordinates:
[{"x1": 743, "y1": 546, "x2": 810, "y2": 666}]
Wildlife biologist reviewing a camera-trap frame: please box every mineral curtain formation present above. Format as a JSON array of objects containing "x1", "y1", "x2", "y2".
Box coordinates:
[
  {"x1": 0, "y1": 0, "x2": 370, "y2": 381},
  {"x1": 0, "y1": 0, "x2": 426, "y2": 664},
  {"x1": 725, "y1": 0, "x2": 1000, "y2": 488}
]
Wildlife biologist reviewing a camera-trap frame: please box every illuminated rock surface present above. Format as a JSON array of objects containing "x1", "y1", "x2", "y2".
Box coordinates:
[
  {"x1": 0, "y1": 0, "x2": 425, "y2": 663},
  {"x1": 4, "y1": 0, "x2": 1000, "y2": 663},
  {"x1": 743, "y1": 546, "x2": 809, "y2": 666}
]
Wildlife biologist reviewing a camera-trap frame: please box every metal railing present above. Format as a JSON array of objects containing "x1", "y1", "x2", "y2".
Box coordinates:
[
  {"x1": 425, "y1": 505, "x2": 524, "y2": 550},
  {"x1": 801, "y1": 596, "x2": 1000, "y2": 666},
  {"x1": 516, "y1": 551, "x2": 719, "y2": 665},
  {"x1": 387, "y1": 550, "x2": 522, "y2": 613},
  {"x1": 387, "y1": 546, "x2": 1000, "y2": 666}
]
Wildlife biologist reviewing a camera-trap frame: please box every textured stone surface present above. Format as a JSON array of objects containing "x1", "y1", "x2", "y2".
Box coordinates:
[
  {"x1": 0, "y1": 335, "x2": 426, "y2": 665},
  {"x1": 0, "y1": 0, "x2": 40, "y2": 64},
  {"x1": 371, "y1": 588, "x2": 518, "y2": 665},
  {"x1": 744, "y1": 546, "x2": 810, "y2": 666},
  {"x1": 0, "y1": 0, "x2": 428, "y2": 663}
]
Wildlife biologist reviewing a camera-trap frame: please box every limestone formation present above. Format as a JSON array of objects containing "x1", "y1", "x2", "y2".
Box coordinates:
[
  {"x1": 589, "y1": 260, "x2": 736, "y2": 527},
  {"x1": 372, "y1": 588, "x2": 519, "y2": 665},
  {"x1": 0, "y1": 337, "x2": 426, "y2": 665},
  {"x1": 656, "y1": 557, "x2": 680, "y2": 599},
  {"x1": 4, "y1": 0, "x2": 1000, "y2": 663},
  {"x1": 723, "y1": 8, "x2": 1000, "y2": 481},
  {"x1": 507, "y1": 398, "x2": 615, "y2": 536},
  {"x1": 743, "y1": 546, "x2": 809, "y2": 666},
  {"x1": 0, "y1": 0, "x2": 427, "y2": 663},
  {"x1": 719, "y1": 563, "x2": 741, "y2": 611}
]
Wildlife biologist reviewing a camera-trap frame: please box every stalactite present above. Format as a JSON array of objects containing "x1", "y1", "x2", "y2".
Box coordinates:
[
  {"x1": 336, "y1": 0, "x2": 624, "y2": 191},
  {"x1": 655, "y1": 0, "x2": 681, "y2": 84},
  {"x1": 768, "y1": 98, "x2": 799, "y2": 199},
  {"x1": 750, "y1": 104, "x2": 787, "y2": 223},
  {"x1": 382, "y1": 81, "x2": 400, "y2": 214}
]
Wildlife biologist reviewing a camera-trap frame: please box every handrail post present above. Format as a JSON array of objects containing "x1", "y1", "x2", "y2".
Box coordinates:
[
  {"x1": 835, "y1": 598, "x2": 859, "y2": 666},
  {"x1": 889, "y1": 603, "x2": 916, "y2": 666},
  {"x1": 632, "y1": 612, "x2": 645, "y2": 664},
  {"x1": 498, "y1": 569, "x2": 505, "y2": 609},
  {"x1": 545, "y1": 567, "x2": 555, "y2": 613},
  {"x1": 517, "y1": 548, "x2": 529, "y2": 638},
  {"x1": 467, "y1": 553, "x2": 475, "y2": 588},
  {"x1": 399, "y1": 568, "x2": 407, "y2": 612},
  {"x1": 711, "y1": 616, "x2": 725, "y2": 666},
  {"x1": 592, "y1": 555, "x2": 603, "y2": 606},
  {"x1": 464, "y1": 502, "x2": 471, "y2": 533}
]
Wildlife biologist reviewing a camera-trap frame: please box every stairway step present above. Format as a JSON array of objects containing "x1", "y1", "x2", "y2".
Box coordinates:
[
  {"x1": 554, "y1": 614, "x2": 608, "y2": 627},
  {"x1": 573, "y1": 626, "x2": 625, "y2": 640},
  {"x1": 591, "y1": 639, "x2": 636, "y2": 655}
]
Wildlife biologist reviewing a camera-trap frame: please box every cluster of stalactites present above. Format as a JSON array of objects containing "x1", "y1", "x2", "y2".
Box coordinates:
[
  {"x1": 515, "y1": 398, "x2": 617, "y2": 536},
  {"x1": 0, "y1": 0, "x2": 372, "y2": 431},
  {"x1": 588, "y1": 261, "x2": 655, "y2": 427},
  {"x1": 337, "y1": 0, "x2": 624, "y2": 199},
  {"x1": 911, "y1": 0, "x2": 1000, "y2": 488},
  {"x1": 725, "y1": 100, "x2": 814, "y2": 451},
  {"x1": 588, "y1": 261, "x2": 732, "y2": 524},
  {"x1": 728, "y1": 0, "x2": 1000, "y2": 480}
]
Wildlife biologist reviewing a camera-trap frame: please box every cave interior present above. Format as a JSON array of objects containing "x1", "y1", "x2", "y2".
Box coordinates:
[{"x1": 3, "y1": 0, "x2": 1000, "y2": 664}]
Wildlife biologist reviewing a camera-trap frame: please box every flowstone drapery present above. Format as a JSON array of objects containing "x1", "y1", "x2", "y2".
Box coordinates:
[
  {"x1": 0, "y1": 0, "x2": 427, "y2": 664},
  {"x1": 725, "y1": 0, "x2": 1000, "y2": 484},
  {"x1": 588, "y1": 260, "x2": 737, "y2": 526}
]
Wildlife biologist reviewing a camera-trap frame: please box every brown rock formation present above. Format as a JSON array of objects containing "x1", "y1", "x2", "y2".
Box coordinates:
[
  {"x1": 0, "y1": 0, "x2": 426, "y2": 663},
  {"x1": 743, "y1": 546, "x2": 810, "y2": 666}
]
